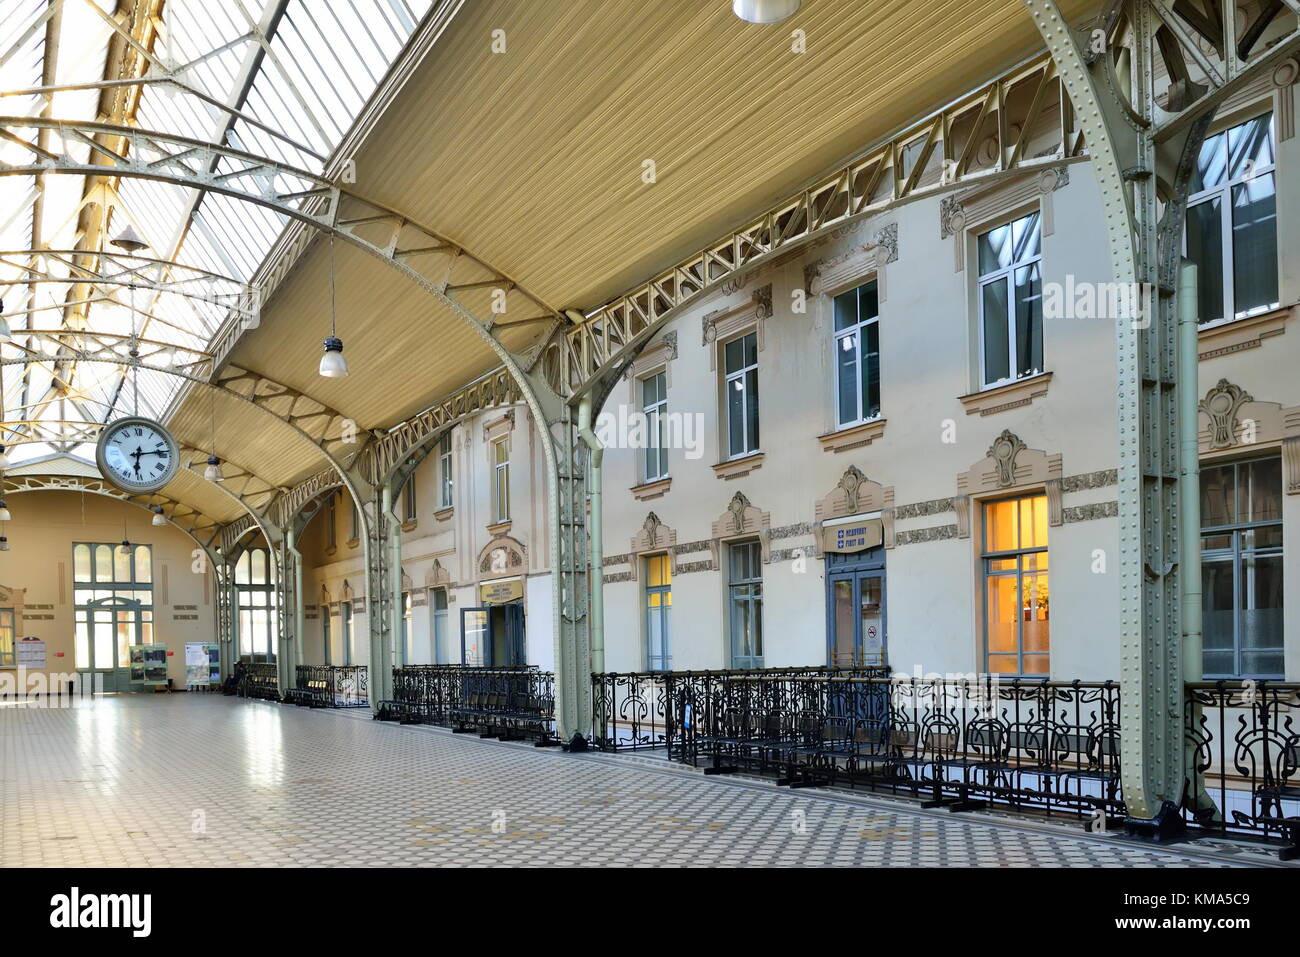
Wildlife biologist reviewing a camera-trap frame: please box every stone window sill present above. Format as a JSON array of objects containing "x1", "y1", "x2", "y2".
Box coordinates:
[
  {"x1": 631, "y1": 477, "x2": 672, "y2": 500},
  {"x1": 1198, "y1": 306, "x2": 1292, "y2": 360},
  {"x1": 487, "y1": 520, "x2": 512, "y2": 536},
  {"x1": 345, "y1": 538, "x2": 360, "y2": 549},
  {"x1": 400, "y1": 519, "x2": 418, "y2": 533},
  {"x1": 958, "y1": 371, "x2": 1052, "y2": 417},
  {"x1": 712, "y1": 452, "x2": 764, "y2": 480},
  {"x1": 433, "y1": 506, "x2": 454, "y2": 522},
  {"x1": 818, "y1": 417, "x2": 886, "y2": 453}
]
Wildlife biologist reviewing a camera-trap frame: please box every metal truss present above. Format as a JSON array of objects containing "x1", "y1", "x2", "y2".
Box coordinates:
[
  {"x1": 1, "y1": 472, "x2": 224, "y2": 552},
  {"x1": 274, "y1": 468, "x2": 342, "y2": 531},
  {"x1": 546, "y1": 52, "x2": 1083, "y2": 401},
  {"x1": 1023, "y1": 0, "x2": 1300, "y2": 825},
  {"x1": 0, "y1": 117, "x2": 564, "y2": 369}
]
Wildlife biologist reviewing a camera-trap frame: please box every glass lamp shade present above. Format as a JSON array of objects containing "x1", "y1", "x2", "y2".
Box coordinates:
[
  {"x1": 732, "y1": 0, "x2": 799, "y2": 23},
  {"x1": 111, "y1": 225, "x2": 148, "y2": 252},
  {"x1": 319, "y1": 336, "x2": 349, "y2": 377},
  {"x1": 0, "y1": 445, "x2": 9, "y2": 469},
  {"x1": 0, "y1": 502, "x2": 10, "y2": 522},
  {"x1": 204, "y1": 456, "x2": 224, "y2": 482},
  {"x1": 152, "y1": 508, "x2": 167, "y2": 526},
  {"x1": 0, "y1": 537, "x2": 8, "y2": 551}
]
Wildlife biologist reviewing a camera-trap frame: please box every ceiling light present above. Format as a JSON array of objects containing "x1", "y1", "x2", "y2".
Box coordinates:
[
  {"x1": 319, "y1": 336, "x2": 349, "y2": 377},
  {"x1": 732, "y1": 0, "x2": 800, "y2": 23},
  {"x1": 0, "y1": 501, "x2": 9, "y2": 522},
  {"x1": 0, "y1": 444, "x2": 9, "y2": 469},
  {"x1": 118, "y1": 538, "x2": 132, "y2": 554},
  {"x1": 204, "y1": 455, "x2": 224, "y2": 482},
  {"x1": 110, "y1": 225, "x2": 148, "y2": 253},
  {"x1": 151, "y1": 506, "x2": 167, "y2": 527},
  {"x1": 0, "y1": 536, "x2": 9, "y2": 552}
]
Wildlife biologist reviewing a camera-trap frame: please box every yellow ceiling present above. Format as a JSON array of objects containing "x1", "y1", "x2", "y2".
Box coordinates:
[{"x1": 171, "y1": 0, "x2": 1101, "y2": 507}]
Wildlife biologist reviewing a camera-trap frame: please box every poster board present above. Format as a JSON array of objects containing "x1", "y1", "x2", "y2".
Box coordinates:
[
  {"x1": 185, "y1": 643, "x2": 221, "y2": 687},
  {"x1": 15, "y1": 637, "x2": 45, "y2": 670},
  {"x1": 128, "y1": 643, "x2": 169, "y2": 686}
]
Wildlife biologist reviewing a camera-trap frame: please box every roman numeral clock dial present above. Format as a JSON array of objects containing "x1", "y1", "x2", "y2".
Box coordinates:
[{"x1": 94, "y1": 416, "x2": 182, "y2": 494}]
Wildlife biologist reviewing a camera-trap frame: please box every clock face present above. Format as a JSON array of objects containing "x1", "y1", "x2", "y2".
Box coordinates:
[{"x1": 95, "y1": 417, "x2": 181, "y2": 493}]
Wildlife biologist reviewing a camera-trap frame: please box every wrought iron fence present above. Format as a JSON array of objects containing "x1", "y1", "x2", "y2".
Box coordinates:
[
  {"x1": 378, "y1": 665, "x2": 558, "y2": 745},
  {"x1": 284, "y1": 665, "x2": 368, "y2": 708},
  {"x1": 1185, "y1": 680, "x2": 1300, "y2": 852},
  {"x1": 233, "y1": 661, "x2": 280, "y2": 702}
]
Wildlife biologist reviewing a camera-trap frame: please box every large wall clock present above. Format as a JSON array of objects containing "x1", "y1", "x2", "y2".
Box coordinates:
[{"x1": 95, "y1": 416, "x2": 181, "y2": 494}]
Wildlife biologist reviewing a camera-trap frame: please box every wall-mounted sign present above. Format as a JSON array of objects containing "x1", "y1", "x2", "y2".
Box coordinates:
[
  {"x1": 479, "y1": 577, "x2": 523, "y2": 604},
  {"x1": 820, "y1": 515, "x2": 884, "y2": 554}
]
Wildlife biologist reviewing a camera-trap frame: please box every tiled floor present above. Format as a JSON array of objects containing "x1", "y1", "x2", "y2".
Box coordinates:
[{"x1": 0, "y1": 694, "x2": 1280, "y2": 867}]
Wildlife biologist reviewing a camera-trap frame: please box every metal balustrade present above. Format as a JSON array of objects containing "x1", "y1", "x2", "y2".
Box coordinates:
[
  {"x1": 378, "y1": 665, "x2": 558, "y2": 745},
  {"x1": 231, "y1": 662, "x2": 280, "y2": 702},
  {"x1": 283, "y1": 665, "x2": 369, "y2": 709}
]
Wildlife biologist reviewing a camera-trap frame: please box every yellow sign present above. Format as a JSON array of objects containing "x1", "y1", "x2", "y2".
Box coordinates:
[
  {"x1": 479, "y1": 577, "x2": 524, "y2": 604},
  {"x1": 822, "y1": 518, "x2": 883, "y2": 554}
]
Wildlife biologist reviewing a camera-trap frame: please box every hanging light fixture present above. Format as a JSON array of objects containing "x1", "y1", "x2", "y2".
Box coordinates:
[
  {"x1": 204, "y1": 454, "x2": 224, "y2": 483},
  {"x1": 0, "y1": 500, "x2": 10, "y2": 522},
  {"x1": 0, "y1": 536, "x2": 9, "y2": 552},
  {"x1": 319, "y1": 235, "x2": 349, "y2": 378},
  {"x1": 732, "y1": 0, "x2": 799, "y2": 23},
  {"x1": 110, "y1": 224, "x2": 148, "y2": 253},
  {"x1": 0, "y1": 445, "x2": 8, "y2": 470},
  {"x1": 151, "y1": 506, "x2": 167, "y2": 527}
]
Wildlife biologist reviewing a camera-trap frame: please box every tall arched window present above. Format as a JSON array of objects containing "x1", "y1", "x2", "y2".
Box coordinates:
[{"x1": 236, "y1": 547, "x2": 278, "y2": 661}]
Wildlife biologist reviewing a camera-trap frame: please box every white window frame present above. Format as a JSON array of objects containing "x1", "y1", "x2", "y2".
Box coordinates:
[
  {"x1": 641, "y1": 370, "x2": 668, "y2": 482},
  {"x1": 832, "y1": 280, "x2": 881, "y2": 428},
  {"x1": 402, "y1": 477, "x2": 416, "y2": 522},
  {"x1": 976, "y1": 211, "x2": 1043, "y2": 390},
  {"x1": 723, "y1": 331, "x2": 759, "y2": 460},
  {"x1": 1186, "y1": 111, "x2": 1279, "y2": 330},
  {"x1": 493, "y1": 437, "x2": 510, "y2": 523},
  {"x1": 438, "y1": 432, "x2": 454, "y2": 510}
]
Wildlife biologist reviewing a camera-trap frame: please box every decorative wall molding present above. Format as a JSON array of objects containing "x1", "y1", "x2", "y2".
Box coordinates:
[
  {"x1": 956, "y1": 430, "x2": 1064, "y2": 536},
  {"x1": 1197, "y1": 379, "x2": 1300, "y2": 493},
  {"x1": 958, "y1": 372, "x2": 1053, "y2": 417},
  {"x1": 710, "y1": 491, "x2": 772, "y2": 565},
  {"x1": 817, "y1": 417, "x2": 887, "y2": 453},
  {"x1": 1063, "y1": 501, "x2": 1119, "y2": 523},
  {"x1": 813, "y1": 465, "x2": 895, "y2": 552},
  {"x1": 627, "y1": 511, "x2": 679, "y2": 583},
  {"x1": 805, "y1": 227, "x2": 895, "y2": 302},
  {"x1": 624, "y1": 331, "x2": 679, "y2": 391},
  {"x1": 1198, "y1": 306, "x2": 1291, "y2": 360},
  {"x1": 1199, "y1": 379, "x2": 1255, "y2": 449},
  {"x1": 948, "y1": 166, "x2": 1069, "y2": 272},
  {"x1": 712, "y1": 451, "x2": 765, "y2": 480},
  {"x1": 630, "y1": 476, "x2": 672, "y2": 501},
  {"x1": 482, "y1": 410, "x2": 515, "y2": 442},
  {"x1": 476, "y1": 535, "x2": 527, "y2": 581},
  {"x1": 703, "y1": 287, "x2": 769, "y2": 368},
  {"x1": 1274, "y1": 57, "x2": 1299, "y2": 141}
]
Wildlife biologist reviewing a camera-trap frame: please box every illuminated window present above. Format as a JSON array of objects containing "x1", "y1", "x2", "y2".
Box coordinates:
[
  {"x1": 644, "y1": 554, "x2": 672, "y2": 671},
  {"x1": 72, "y1": 542, "x2": 154, "y2": 671},
  {"x1": 981, "y1": 495, "x2": 1049, "y2": 676},
  {"x1": 235, "y1": 547, "x2": 278, "y2": 661}
]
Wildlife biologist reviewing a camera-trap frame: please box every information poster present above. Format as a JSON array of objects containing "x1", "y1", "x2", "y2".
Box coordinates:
[
  {"x1": 185, "y1": 643, "x2": 221, "y2": 687},
  {"x1": 129, "y1": 644, "x2": 169, "y2": 686},
  {"x1": 15, "y1": 638, "x2": 45, "y2": 670}
]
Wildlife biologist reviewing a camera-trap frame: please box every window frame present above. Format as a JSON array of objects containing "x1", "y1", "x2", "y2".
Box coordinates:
[
  {"x1": 235, "y1": 546, "x2": 278, "y2": 660},
  {"x1": 727, "y1": 539, "x2": 764, "y2": 669},
  {"x1": 0, "y1": 607, "x2": 14, "y2": 667},
  {"x1": 1200, "y1": 454, "x2": 1284, "y2": 679},
  {"x1": 722, "y1": 331, "x2": 760, "y2": 460},
  {"x1": 832, "y1": 279, "x2": 882, "y2": 428},
  {"x1": 980, "y1": 494, "x2": 1050, "y2": 677},
  {"x1": 438, "y1": 432, "x2": 454, "y2": 510},
  {"x1": 1186, "y1": 111, "x2": 1279, "y2": 330},
  {"x1": 641, "y1": 370, "x2": 669, "y2": 482},
  {"x1": 643, "y1": 553, "x2": 672, "y2": 671},
  {"x1": 976, "y1": 211, "x2": 1044, "y2": 390},
  {"x1": 492, "y1": 437, "x2": 511, "y2": 523}
]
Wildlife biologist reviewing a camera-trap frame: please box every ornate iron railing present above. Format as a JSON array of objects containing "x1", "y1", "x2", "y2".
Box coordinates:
[
  {"x1": 1185, "y1": 681, "x2": 1300, "y2": 852},
  {"x1": 284, "y1": 665, "x2": 369, "y2": 709},
  {"x1": 233, "y1": 661, "x2": 280, "y2": 702},
  {"x1": 379, "y1": 665, "x2": 558, "y2": 745}
]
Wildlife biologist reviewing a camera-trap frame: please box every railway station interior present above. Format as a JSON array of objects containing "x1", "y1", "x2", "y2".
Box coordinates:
[{"x1": 2, "y1": 0, "x2": 1300, "y2": 882}]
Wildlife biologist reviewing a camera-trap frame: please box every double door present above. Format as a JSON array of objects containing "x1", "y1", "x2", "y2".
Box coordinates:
[
  {"x1": 460, "y1": 601, "x2": 525, "y2": 667},
  {"x1": 76, "y1": 596, "x2": 147, "y2": 693},
  {"x1": 827, "y1": 569, "x2": 886, "y2": 667}
]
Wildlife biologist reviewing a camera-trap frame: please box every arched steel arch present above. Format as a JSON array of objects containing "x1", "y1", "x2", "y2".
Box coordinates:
[{"x1": 1022, "y1": 0, "x2": 1300, "y2": 827}]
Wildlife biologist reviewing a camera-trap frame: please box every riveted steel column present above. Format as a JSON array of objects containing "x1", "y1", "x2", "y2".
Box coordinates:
[
  {"x1": 1022, "y1": 0, "x2": 1189, "y2": 826},
  {"x1": 363, "y1": 487, "x2": 397, "y2": 711}
]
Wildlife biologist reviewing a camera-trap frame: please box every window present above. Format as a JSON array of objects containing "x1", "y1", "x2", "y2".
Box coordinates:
[
  {"x1": 982, "y1": 495, "x2": 1050, "y2": 676},
  {"x1": 977, "y1": 211, "x2": 1043, "y2": 388},
  {"x1": 326, "y1": 494, "x2": 337, "y2": 549},
  {"x1": 493, "y1": 438, "x2": 510, "y2": 522},
  {"x1": 728, "y1": 540, "x2": 763, "y2": 668},
  {"x1": 341, "y1": 601, "x2": 354, "y2": 665},
  {"x1": 235, "y1": 547, "x2": 278, "y2": 660},
  {"x1": 432, "y1": 588, "x2": 449, "y2": 663},
  {"x1": 349, "y1": 501, "x2": 360, "y2": 544},
  {"x1": 72, "y1": 542, "x2": 154, "y2": 671},
  {"x1": 0, "y1": 608, "x2": 14, "y2": 667},
  {"x1": 402, "y1": 477, "x2": 417, "y2": 523},
  {"x1": 322, "y1": 608, "x2": 332, "y2": 665},
  {"x1": 438, "y1": 432, "x2": 454, "y2": 509},
  {"x1": 832, "y1": 279, "x2": 881, "y2": 427},
  {"x1": 642, "y1": 371, "x2": 668, "y2": 481},
  {"x1": 644, "y1": 554, "x2": 672, "y2": 670},
  {"x1": 1201, "y1": 456, "x2": 1283, "y2": 678},
  {"x1": 1187, "y1": 113, "x2": 1278, "y2": 327},
  {"x1": 724, "y1": 331, "x2": 759, "y2": 458}
]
